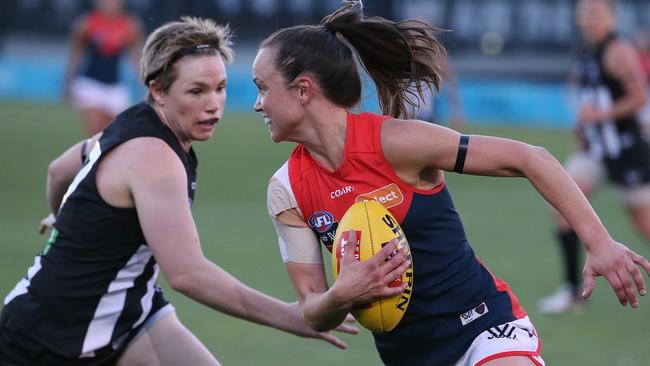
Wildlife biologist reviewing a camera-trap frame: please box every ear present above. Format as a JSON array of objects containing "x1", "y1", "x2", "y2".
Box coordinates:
[
  {"x1": 149, "y1": 81, "x2": 166, "y2": 106},
  {"x1": 294, "y1": 75, "x2": 315, "y2": 104}
]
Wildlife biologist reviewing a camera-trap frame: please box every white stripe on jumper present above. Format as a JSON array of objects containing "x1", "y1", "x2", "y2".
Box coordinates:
[
  {"x1": 60, "y1": 141, "x2": 102, "y2": 209},
  {"x1": 81, "y1": 244, "x2": 154, "y2": 355},
  {"x1": 132, "y1": 263, "x2": 160, "y2": 329},
  {"x1": 4, "y1": 256, "x2": 42, "y2": 305}
]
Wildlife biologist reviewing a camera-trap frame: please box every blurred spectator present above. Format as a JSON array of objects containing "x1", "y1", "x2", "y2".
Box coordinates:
[
  {"x1": 539, "y1": 0, "x2": 650, "y2": 315},
  {"x1": 63, "y1": 0, "x2": 143, "y2": 136},
  {"x1": 409, "y1": 55, "x2": 467, "y2": 130}
]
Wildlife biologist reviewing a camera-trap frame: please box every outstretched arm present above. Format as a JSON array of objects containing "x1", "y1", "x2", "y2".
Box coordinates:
[
  {"x1": 382, "y1": 119, "x2": 650, "y2": 308},
  {"x1": 119, "y1": 137, "x2": 350, "y2": 348}
]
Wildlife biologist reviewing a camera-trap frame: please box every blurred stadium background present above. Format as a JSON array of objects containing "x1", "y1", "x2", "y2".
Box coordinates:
[{"x1": 1, "y1": 0, "x2": 650, "y2": 365}]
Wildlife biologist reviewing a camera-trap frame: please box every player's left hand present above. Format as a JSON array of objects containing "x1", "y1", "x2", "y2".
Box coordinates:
[
  {"x1": 582, "y1": 239, "x2": 650, "y2": 308},
  {"x1": 38, "y1": 213, "x2": 56, "y2": 235},
  {"x1": 286, "y1": 302, "x2": 359, "y2": 349}
]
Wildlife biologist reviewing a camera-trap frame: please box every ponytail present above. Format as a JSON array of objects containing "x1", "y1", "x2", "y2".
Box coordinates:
[
  {"x1": 260, "y1": 0, "x2": 446, "y2": 118},
  {"x1": 322, "y1": 1, "x2": 446, "y2": 118}
]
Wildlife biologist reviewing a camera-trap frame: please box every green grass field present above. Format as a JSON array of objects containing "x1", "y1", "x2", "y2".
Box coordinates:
[{"x1": 1, "y1": 101, "x2": 648, "y2": 365}]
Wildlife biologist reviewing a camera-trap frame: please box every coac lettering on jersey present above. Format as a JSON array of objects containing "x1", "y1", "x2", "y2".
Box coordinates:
[{"x1": 330, "y1": 185, "x2": 354, "y2": 199}]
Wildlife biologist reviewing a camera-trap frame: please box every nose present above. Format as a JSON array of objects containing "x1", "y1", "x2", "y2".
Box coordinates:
[
  {"x1": 254, "y1": 93, "x2": 262, "y2": 113},
  {"x1": 206, "y1": 90, "x2": 224, "y2": 115}
]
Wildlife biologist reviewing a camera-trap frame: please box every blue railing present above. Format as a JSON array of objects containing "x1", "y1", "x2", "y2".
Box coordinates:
[{"x1": 0, "y1": 55, "x2": 574, "y2": 128}]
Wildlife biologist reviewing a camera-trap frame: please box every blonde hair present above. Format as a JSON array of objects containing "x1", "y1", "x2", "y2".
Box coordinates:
[{"x1": 140, "y1": 16, "x2": 234, "y2": 103}]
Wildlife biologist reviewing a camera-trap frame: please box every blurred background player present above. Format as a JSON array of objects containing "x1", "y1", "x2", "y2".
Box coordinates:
[
  {"x1": 634, "y1": 27, "x2": 650, "y2": 133},
  {"x1": 408, "y1": 50, "x2": 467, "y2": 130},
  {"x1": 538, "y1": 0, "x2": 650, "y2": 315},
  {"x1": 63, "y1": 0, "x2": 143, "y2": 136}
]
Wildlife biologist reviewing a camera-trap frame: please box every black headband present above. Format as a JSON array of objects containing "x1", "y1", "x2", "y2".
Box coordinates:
[{"x1": 144, "y1": 44, "x2": 215, "y2": 86}]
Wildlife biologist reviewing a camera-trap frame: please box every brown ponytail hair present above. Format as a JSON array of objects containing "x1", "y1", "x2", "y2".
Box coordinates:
[{"x1": 260, "y1": 0, "x2": 446, "y2": 118}]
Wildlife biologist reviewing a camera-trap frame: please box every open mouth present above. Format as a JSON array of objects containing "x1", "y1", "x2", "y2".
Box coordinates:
[
  {"x1": 198, "y1": 118, "x2": 219, "y2": 126},
  {"x1": 263, "y1": 116, "x2": 272, "y2": 125}
]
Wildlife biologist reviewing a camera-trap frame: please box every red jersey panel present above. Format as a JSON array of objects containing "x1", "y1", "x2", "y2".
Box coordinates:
[{"x1": 85, "y1": 11, "x2": 136, "y2": 56}]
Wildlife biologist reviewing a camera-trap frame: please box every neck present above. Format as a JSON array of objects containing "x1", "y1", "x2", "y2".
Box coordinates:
[
  {"x1": 153, "y1": 105, "x2": 192, "y2": 152},
  {"x1": 297, "y1": 106, "x2": 349, "y2": 172}
]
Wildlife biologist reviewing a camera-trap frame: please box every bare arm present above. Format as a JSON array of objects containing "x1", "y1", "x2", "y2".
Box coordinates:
[
  {"x1": 382, "y1": 119, "x2": 650, "y2": 307},
  {"x1": 39, "y1": 134, "x2": 101, "y2": 234},
  {"x1": 117, "y1": 138, "x2": 346, "y2": 347},
  {"x1": 46, "y1": 134, "x2": 101, "y2": 214},
  {"x1": 581, "y1": 40, "x2": 648, "y2": 123}
]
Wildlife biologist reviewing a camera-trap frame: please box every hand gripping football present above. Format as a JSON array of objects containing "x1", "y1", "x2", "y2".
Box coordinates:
[{"x1": 332, "y1": 200, "x2": 414, "y2": 333}]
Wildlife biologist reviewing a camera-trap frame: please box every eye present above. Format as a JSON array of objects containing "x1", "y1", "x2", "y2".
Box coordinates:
[{"x1": 189, "y1": 88, "x2": 202, "y2": 95}]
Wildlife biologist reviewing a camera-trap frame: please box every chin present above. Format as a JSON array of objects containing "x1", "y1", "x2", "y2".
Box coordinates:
[
  {"x1": 195, "y1": 131, "x2": 216, "y2": 141},
  {"x1": 269, "y1": 131, "x2": 284, "y2": 143}
]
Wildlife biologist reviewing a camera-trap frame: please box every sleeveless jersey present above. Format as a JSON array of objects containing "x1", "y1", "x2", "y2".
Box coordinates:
[
  {"x1": 2, "y1": 102, "x2": 197, "y2": 361},
  {"x1": 275, "y1": 112, "x2": 526, "y2": 366},
  {"x1": 573, "y1": 33, "x2": 650, "y2": 186},
  {"x1": 80, "y1": 11, "x2": 137, "y2": 84}
]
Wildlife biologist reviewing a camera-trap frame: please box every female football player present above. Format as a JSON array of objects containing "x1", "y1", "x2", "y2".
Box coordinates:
[
  {"x1": 538, "y1": 0, "x2": 650, "y2": 315},
  {"x1": 254, "y1": 1, "x2": 650, "y2": 365},
  {"x1": 63, "y1": 0, "x2": 143, "y2": 136},
  {"x1": 1, "y1": 16, "x2": 355, "y2": 366}
]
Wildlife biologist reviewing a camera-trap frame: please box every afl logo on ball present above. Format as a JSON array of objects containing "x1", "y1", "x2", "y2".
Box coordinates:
[{"x1": 308, "y1": 210, "x2": 335, "y2": 233}]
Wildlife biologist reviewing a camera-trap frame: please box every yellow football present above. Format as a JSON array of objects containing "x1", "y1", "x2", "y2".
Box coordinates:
[{"x1": 331, "y1": 200, "x2": 414, "y2": 333}]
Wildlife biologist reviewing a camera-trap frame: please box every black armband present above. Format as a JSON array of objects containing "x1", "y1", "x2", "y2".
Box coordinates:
[{"x1": 454, "y1": 134, "x2": 469, "y2": 174}]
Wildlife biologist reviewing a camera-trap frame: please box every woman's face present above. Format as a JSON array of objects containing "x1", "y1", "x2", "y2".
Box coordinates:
[
  {"x1": 97, "y1": 0, "x2": 124, "y2": 16},
  {"x1": 153, "y1": 54, "x2": 227, "y2": 147},
  {"x1": 251, "y1": 47, "x2": 304, "y2": 143},
  {"x1": 576, "y1": 0, "x2": 615, "y2": 45}
]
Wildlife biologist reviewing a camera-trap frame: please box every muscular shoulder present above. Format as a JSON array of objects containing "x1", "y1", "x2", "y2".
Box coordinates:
[
  {"x1": 106, "y1": 137, "x2": 185, "y2": 181},
  {"x1": 604, "y1": 38, "x2": 642, "y2": 75}
]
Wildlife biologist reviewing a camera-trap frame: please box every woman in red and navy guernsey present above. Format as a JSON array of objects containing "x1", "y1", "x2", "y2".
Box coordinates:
[
  {"x1": 254, "y1": 2, "x2": 650, "y2": 365},
  {"x1": 63, "y1": 0, "x2": 143, "y2": 137}
]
